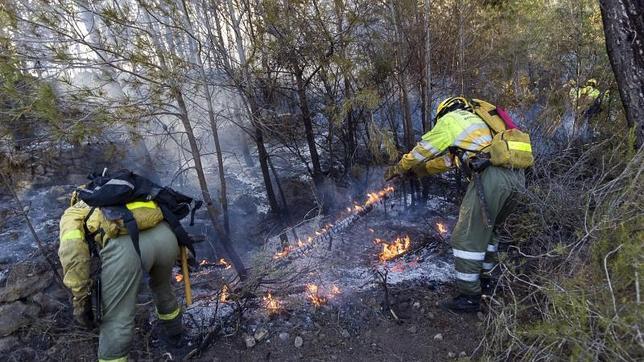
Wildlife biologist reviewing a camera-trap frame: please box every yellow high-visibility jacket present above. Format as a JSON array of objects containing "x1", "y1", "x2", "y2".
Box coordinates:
[
  {"x1": 397, "y1": 109, "x2": 493, "y2": 177},
  {"x1": 58, "y1": 200, "x2": 164, "y2": 301},
  {"x1": 569, "y1": 86, "x2": 602, "y2": 110}
]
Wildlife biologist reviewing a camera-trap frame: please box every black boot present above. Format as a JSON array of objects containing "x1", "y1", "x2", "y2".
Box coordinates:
[
  {"x1": 439, "y1": 294, "x2": 481, "y2": 313},
  {"x1": 480, "y1": 276, "x2": 498, "y2": 296}
]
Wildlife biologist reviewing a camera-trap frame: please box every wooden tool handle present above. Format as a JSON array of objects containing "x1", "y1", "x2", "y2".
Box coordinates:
[{"x1": 180, "y1": 246, "x2": 192, "y2": 306}]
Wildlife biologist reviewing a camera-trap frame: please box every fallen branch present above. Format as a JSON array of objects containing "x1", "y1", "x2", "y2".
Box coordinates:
[{"x1": 374, "y1": 268, "x2": 398, "y2": 321}]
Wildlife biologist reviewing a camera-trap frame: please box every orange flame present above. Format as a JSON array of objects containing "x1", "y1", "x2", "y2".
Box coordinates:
[
  {"x1": 263, "y1": 292, "x2": 281, "y2": 314},
  {"x1": 175, "y1": 274, "x2": 183, "y2": 283},
  {"x1": 272, "y1": 185, "x2": 394, "y2": 259},
  {"x1": 379, "y1": 235, "x2": 411, "y2": 261},
  {"x1": 364, "y1": 186, "x2": 395, "y2": 208},
  {"x1": 331, "y1": 285, "x2": 341, "y2": 295},
  {"x1": 436, "y1": 222, "x2": 447, "y2": 235},
  {"x1": 217, "y1": 258, "x2": 232, "y2": 269},
  {"x1": 306, "y1": 284, "x2": 327, "y2": 307},
  {"x1": 220, "y1": 285, "x2": 230, "y2": 302}
]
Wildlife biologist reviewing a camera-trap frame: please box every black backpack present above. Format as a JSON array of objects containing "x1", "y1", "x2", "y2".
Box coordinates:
[{"x1": 77, "y1": 169, "x2": 202, "y2": 257}]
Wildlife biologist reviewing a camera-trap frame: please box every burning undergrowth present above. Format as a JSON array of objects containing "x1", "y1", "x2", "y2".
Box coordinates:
[{"x1": 175, "y1": 185, "x2": 460, "y2": 352}]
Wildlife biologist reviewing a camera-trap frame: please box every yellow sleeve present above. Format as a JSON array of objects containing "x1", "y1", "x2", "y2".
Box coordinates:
[
  {"x1": 411, "y1": 154, "x2": 454, "y2": 178},
  {"x1": 398, "y1": 115, "x2": 457, "y2": 173},
  {"x1": 58, "y1": 204, "x2": 91, "y2": 300}
]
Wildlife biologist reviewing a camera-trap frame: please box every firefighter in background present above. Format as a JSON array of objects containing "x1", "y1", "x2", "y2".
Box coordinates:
[
  {"x1": 385, "y1": 97, "x2": 528, "y2": 313},
  {"x1": 568, "y1": 79, "x2": 609, "y2": 138},
  {"x1": 569, "y1": 78, "x2": 601, "y2": 111},
  {"x1": 59, "y1": 196, "x2": 183, "y2": 362}
]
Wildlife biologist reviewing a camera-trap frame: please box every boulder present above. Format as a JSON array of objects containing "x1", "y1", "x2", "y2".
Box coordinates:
[
  {"x1": 0, "y1": 272, "x2": 52, "y2": 303},
  {"x1": 0, "y1": 301, "x2": 41, "y2": 336}
]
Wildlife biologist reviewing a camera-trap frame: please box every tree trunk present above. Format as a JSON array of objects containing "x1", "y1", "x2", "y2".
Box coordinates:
[
  {"x1": 180, "y1": 0, "x2": 231, "y2": 235},
  {"x1": 390, "y1": 0, "x2": 414, "y2": 150},
  {"x1": 295, "y1": 70, "x2": 323, "y2": 183},
  {"x1": 599, "y1": 0, "x2": 644, "y2": 147},
  {"x1": 224, "y1": 0, "x2": 281, "y2": 214},
  {"x1": 424, "y1": 0, "x2": 433, "y2": 130},
  {"x1": 172, "y1": 87, "x2": 247, "y2": 279}
]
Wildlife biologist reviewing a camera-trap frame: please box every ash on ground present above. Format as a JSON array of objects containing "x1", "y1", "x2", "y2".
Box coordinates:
[{"x1": 175, "y1": 189, "x2": 482, "y2": 361}]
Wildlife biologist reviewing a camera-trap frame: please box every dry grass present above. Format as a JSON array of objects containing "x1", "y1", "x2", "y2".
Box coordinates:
[{"x1": 478, "y1": 134, "x2": 643, "y2": 361}]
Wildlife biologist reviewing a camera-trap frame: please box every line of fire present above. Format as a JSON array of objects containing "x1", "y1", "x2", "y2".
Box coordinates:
[{"x1": 174, "y1": 183, "x2": 450, "y2": 319}]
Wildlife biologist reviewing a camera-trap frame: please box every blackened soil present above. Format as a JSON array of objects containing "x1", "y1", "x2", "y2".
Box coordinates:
[{"x1": 195, "y1": 283, "x2": 482, "y2": 361}]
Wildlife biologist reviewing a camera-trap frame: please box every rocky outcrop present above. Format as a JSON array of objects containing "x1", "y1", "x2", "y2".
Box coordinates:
[
  {"x1": 0, "y1": 256, "x2": 67, "y2": 339},
  {"x1": 0, "y1": 301, "x2": 41, "y2": 336}
]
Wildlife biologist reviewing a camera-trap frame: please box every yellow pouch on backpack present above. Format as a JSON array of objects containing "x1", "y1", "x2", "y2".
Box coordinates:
[
  {"x1": 488, "y1": 129, "x2": 534, "y2": 169},
  {"x1": 84, "y1": 201, "x2": 164, "y2": 246}
]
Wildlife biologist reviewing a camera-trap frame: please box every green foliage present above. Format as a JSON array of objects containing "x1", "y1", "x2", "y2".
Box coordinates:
[
  {"x1": 484, "y1": 132, "x2": 643, "y2": 360},
  {"x1": 367, "y1": 122, "x2": 398, "y2": 163},
  {"x1": 32, "y1": 83, "x2": 61, "y2": 122}
]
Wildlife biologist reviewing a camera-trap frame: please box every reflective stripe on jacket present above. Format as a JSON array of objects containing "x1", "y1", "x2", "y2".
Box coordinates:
[{"x1": 397, "y1": 109, "x2": 493, "y2": 175}]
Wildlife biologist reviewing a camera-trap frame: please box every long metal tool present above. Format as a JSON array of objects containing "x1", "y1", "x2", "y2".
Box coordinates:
[{"x1": 472, "y1": 172, "x2": 493, "y2": 227}]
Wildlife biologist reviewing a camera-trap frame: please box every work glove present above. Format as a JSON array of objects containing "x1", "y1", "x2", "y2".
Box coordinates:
[
  {"x1": 384, "y1": 165, "x2": 403, "y2": 181},
  {"x1": 72, "y1": 295, "x2": 94, "y2": 329}
]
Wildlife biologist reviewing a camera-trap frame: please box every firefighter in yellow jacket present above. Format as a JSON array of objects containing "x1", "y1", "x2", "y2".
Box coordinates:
[
  {"x1": 385, "y1": 97, "x2": 526, "y2": 313},
  {"x1": 58, "y1": 196, "x2": 183, "y2": 361}
]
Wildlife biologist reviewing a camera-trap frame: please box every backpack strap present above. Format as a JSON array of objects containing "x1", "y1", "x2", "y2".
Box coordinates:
[
  {"x1": 158, "y1": 203, "x2": 196, "y2": 257},
  {"x1": 82, "y1": 207, "x2": 100, "y2": 257},
  {"x1": 101, "y1": 206, "x2": 142, "y2": 258}
]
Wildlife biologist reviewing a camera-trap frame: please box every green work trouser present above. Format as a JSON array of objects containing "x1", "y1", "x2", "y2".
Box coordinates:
[
  {"x1": 98, "y1": 222, "x2": 181, "y2": 361},
  {"x1": 451, "y1": 166, "x2": 525, "y2": 295}
]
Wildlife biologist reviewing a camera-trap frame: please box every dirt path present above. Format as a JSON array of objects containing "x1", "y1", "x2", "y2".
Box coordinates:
[{"x1": 199, "y1": 283, "x2": 482, "y2": 361}]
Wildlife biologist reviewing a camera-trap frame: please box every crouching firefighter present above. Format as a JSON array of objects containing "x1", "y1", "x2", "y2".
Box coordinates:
[
  {"x1": 58, "y1": 169, "x2": 202, "y2": 361},
  {"x1": 385, "y1": 97, "x2": 533, "y2": 313}
]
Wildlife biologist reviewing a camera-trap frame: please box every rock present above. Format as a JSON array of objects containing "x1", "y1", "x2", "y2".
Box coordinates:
[
  {"x1": 433, "y1": 333, "x2": 443, "y2": 341},
  {"x1": 10, "y1": 347, "x2": 36, "y2": 360},
  {"x1": 253, "y1": 327, "x2": 268, "y2": 342},
  {"x1": 340, "y1": 329, "x2": 350, "y2": 338},
  {"x1": 0, "y1": 301, "x2": 40, "y2": 336},
  {"x1": 294, "y1": 336, "x2": 303, "y2": 348},
  {"x1": 407, "y1": 325, "x2": 417, "y2": 334},
  {"x1": 243, "y1": 334, "x2": 256, "y2": 348},
  {"x1": 6, "y1": 261, "x2": 49, "y2": 284},
  {"x1": 459, "y1": 351, "x2": 467, "y2": 358},
  {"x1": 412, "y1": 301, "x2": 421, "y2": 309},
  {"x1": 447, "y1": 352, "x2": 456, "y2": 358},
  {"x1": 427, "y1": 312, "x2": 435, "y2": 319},
  {"x1": 0, "y1": 270, "x2": 52, "y2": 303},
  {"x1": 31, "y1": 292, "x2": 65, "y2": 313},
  {"x1": 0, "y1": 335, "x2": 20, "y2": 353},
  {"x1": 278, "y1": 332, "x2": 289, "y2": 341}
]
